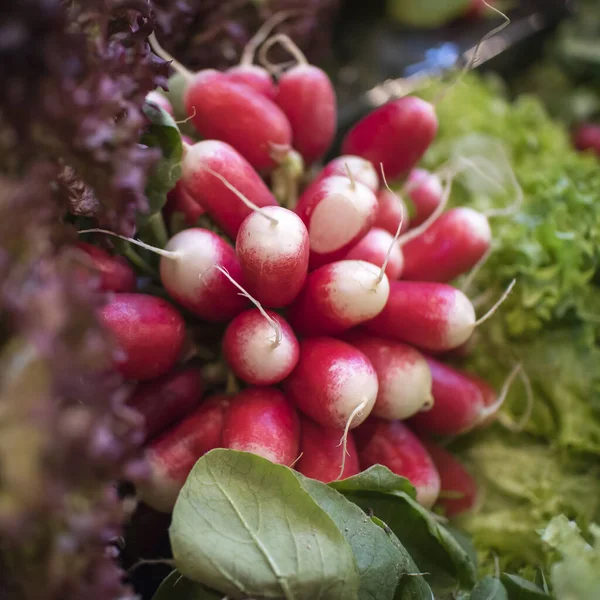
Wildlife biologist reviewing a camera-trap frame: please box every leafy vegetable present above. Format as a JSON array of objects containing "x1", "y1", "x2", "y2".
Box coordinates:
[
  {"x1": 470, "y1": 576, "x2": 508, "y2": 600},
  {"x1": 501, "y1": 573, "x2": 549, "y2": 599}
]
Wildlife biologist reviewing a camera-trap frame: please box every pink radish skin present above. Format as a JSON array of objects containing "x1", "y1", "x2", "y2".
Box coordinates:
[
  {"x1": 128, "y1": 367, "x2": 203, "y2": 443},
  {"x1": 164, "y1": 180, "x2": 206, "y2": 227},
  {"x1": 139, "y1": 395, "x2": 231, "y2": 512},
  {"x1": 295, "y1": 175, "x2": 379, "y2": 269},
  {"x1": 99, "y1": 293, "x2": 186, "y2": 381},
  {"x1": 401, "y1": 207, "x2": 491, "y2": 282},
  {"x1": 275, "y1": 65, "x2": 337, "y2": 165},
  {"x1": 406, "y1": 169, "x2": 444, "y2": 227},
  {"x1": 287, "y1": 260, "x2": 390, "y2": 337},
  {"x1": 160, "y1": 228, "x2": 248, "y2": 321},
  {"x1": 364, "y1": 281, "x2": 476, "y2": 353},
  {"x1": 341, "y1": 96, "x2": 438, "y2": 181},
  {"x1": 354, "y1": 418, "x2": 441, "y2": 508},
  {"x1": 76, "y1": 242, "x2": 136, "y2": 293},
  {"x1": 408, "y1": 357, "x2": 486, "y2": 436},
  {"x1": 181, "y1": 140, "x2": 278, "y2": 238},
  {"x1": 296, "y1": 417, "x2": 360, "y2": 483},
  {"x1": 222, "y1": 387, "x2": 300, "y2": 466},
  {"x1": 226, "y1": 65, "x2": 276, "y2": 99},
  {"x1": 421, "y1": 440, "x2": 478, "y2": 517},
  {"x1": 343, "y1": 228, "x2": 404, "y2": 280},
  {"x1": 374, "y1": 189, "x2": 410, "y2": 236},
  {"x1": 223, "y1": 309, "x2": 300, "y2": 385},
  {"x1": 184, "y1": 74, "x2": 292, "y2": 172},
  {"x1": 146, "y1": 90, "x2": 174, "y2": 116},
  {"x1": 343, "y1": 331, "x2": 433, "y2": 420},
  {"x1": 467, "y1": 372, "x2": 500, "y2": 428},
  {"x1": 236, "y1": 206, "x2": 309, "y2": 307},
  {"x1": 283, "y1": 337, "x2": 378, "y2": 430},
  {"x1": 311, "y1": 155, "x2": 379, "y2": 192},
  {"x1": 573, "y1": 123, "x2": 600, "y2": 156}
]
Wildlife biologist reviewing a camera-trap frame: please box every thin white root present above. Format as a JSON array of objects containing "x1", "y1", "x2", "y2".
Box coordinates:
[
  {"x1": 78, "y1": 228, "x2": 179, "y2": 260},
  {"x1": 240, "y1": 10, "x2": 303, "y2": 66},
  {"x1": 478, "y1": 363, "x2": 522, "y2": 424},
  {"x1": 209, "y1": 266, "x2": 282, "y2": 347},
  {"x1": 258, "y1": 33, "x2": 308, "y2": 76},
  {"x1": 377, "y1": 163, "x2": 405, "y2": 284},
  {"x1": 336, "y1": 399, "x2": 369, "y2": 480},
  {"x1": 202, "y1": 165, "x2": 279, "y2": 226},
  {"x1": 289, "y1": 452, "x2": 304, "y2": 469},
  {"x1": 497, "y1": 366, "x2": 534, "y2": 432},
  {"x1": 474, "y1": 278, "x2": 516, "y2": 327},
  {"x1": 483, "y1": 146, "x2": 524, "y2": 218},
  {"x1": 461, "y1": 246, "x2": 493, "y2": 294},
  {"x1": 174, "y1": 106, "x2": 196, "y2": 125},
  {"x1": 344, "y1": 161, "x2": 357, "y2": 191},
  {"x1": 148, "y1": 32, "x2": 194, "y2": 82}
]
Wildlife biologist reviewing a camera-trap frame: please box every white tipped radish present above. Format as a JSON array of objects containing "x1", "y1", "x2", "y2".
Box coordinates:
[
  {"x1": 405, "y1": 168, "x2": 444, "y2": 227},
  {"x1": 309, "y1": 155, "x2": 379, "y2": 193},
  {"x1": 343, "y1": 227, "x2": 404, "y2": 280},
  {"x1": 287, "y1": 259, "x2": 390, "y2": 337},
  {"x1": 283, "y1": 337, "x2": 378, "y2": 430},
  {"x1": 343, "y1": 331, "x2": 433, "y2": 420},
  {"x1": 295, "y1": 175, "x2": 378, "y2": 268},
  {"x1": 236, "y1": 205, "x2": 309, "y2": 307}
]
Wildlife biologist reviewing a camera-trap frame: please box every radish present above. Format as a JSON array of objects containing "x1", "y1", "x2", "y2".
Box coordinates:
[
  {"x1": 295, "y1": 174, "x2": 378, "y2": 269},
  {"x1": 420, "y1": 439, "x2": 478, "y2": 518},
  {"x1": 75, "y1": 242, "x2": 136, "y2": 293},
  {"x1": 286, "y1": 260, "x2": 390, "y2": 337},
  {"x1": 283, "y1": 337, "x2": 378, "y2": 431},
  {"x1": 99, "y1": 293, "x2": 186, "y2": 381},
  {"x1": 223, "y1": 309, "x2": 300, "y2": 385},
  {"x1": 236, "y1": 205, "x2": 309, "y2": 307},
  {"x1": 573, "y1": 122, "x2": 600, "y2": 157},
  {"x1": 138, "y1": 394, "x2": 231, "y2": 512},
  {"x1": 343, "y1": 227, "x2": 404, "y2": 280},
  {"x1": 222, "y1": 387, "x2": 300, "y2": 465},
  {"x1": 343, "y1": 331, "x2": 433, "y2": 420},
  {"x1": 310, "y1": 155, "x2": 379, "y2": 192},
  {"x1": 405, "y1": 168, "x2": 444, "y2": 227},
  {"x1": 296, "y1": 416, "x2": 360, "y2": 483},
  {"x1": 374, "y1": 188, "x2": 410, "y2": 236},
  {"x1": 341, "y1": 96, "x2": 438, "y2": 180},
  {"x1": 408, "y1": 358, "x2": 521, "y2": 436},
  {"x1": 127, "y1": 367, "x2": 203, "y2": 442},
  {"x1": 401, "y1": 207, "x2": 492, "y2": 282},
  {"x1": 354, "y1": 417, "x2": 441, "y2": 508},
  {"x1": 163, "y1": 180, "x2": 206, "y2": 228},
  {"x1": 259, "y1": 34, "x2": 336, "y2": 165},
  {"x1": 180, "y1": 140, "x2": 278, "y2": 238},
  {"x1": 364, "y1": 279, "x2": 515, "y2": 353},
  {"x1": 146, "y1": 90, "x2": 174, "y2": 116}
]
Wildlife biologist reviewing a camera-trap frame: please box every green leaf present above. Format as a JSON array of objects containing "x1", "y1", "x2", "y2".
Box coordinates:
[
  {"x1": 295, "y1": 473, "x2": 402, "y2": 600},
  {"x1": 336, "y1": 488, "x2": 476, "y2": 594},
  {"x1": 152, "y1": 570, "x2": 223, "y2": 600},
  {"x1": 470, "y1": 577, "x2": 508, "y2": 600},
  {"x1": 500, "y1": 574, "x2": 549, "y2": 599},
  {"x1": 139, "y1": 101, "x2": 183, "y2": 227},
  {"x1": 329, "y1": 464, "x2": 417, "y2": 499},
  {"x1": 169, "y1": 449, "x2": 360, "y2": 600}
]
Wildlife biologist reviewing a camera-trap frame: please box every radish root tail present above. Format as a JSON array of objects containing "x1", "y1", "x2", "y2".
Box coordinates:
[
  {"x1": 336, "y1": 398, "x2": 368, "y2": 480},
  {"x1": 78, "y1": 228, "x2": 179, "y2": 260},
  {"x1": 461, "y1": 246, "x2": 494, "y2": 294},
  {"x1": 148, "y1": 32, "x2": 193, "y2": 82},
  {"x1": 474, "y1": 278, "x2": 516, "y2": 327},
  {"x1": 478, "y1": 362, "x2": 522, "y2": 424},
  {"x1": 497, "y1": 366, "x2": 534, "y2": 432},
  {"x1": 258, "y1": 33, "x2": 308, "y2": 76}
]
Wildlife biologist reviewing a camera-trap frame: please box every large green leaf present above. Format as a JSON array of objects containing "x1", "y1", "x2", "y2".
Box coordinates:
[
  {"x1": 501, "y1": 574, "x2": 549, "y2": 599},
  {"x1": 330, "y1": 465, "x2": 417, "y2": 499},
  {"x1": 169, "y1": 449, "x2": 360, "y2": 600},
  {"x1": 470, "y1": 576, "x2": 508, "y2": 600},
  {"x1": 152, "y1": 570, "x2": 223, "y2": 600}
]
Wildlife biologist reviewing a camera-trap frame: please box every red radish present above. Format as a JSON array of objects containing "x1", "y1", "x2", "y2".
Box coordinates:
[
  {"x1": 405, "y1": 168, "x2": 444, "y2": 227},
  {"x1": 341, "y1": 96, "x2": 438, "y2": 181},
  {"x1": 283, "y1": 337, "x2": 378, "y2": 430},
  {"x1": 295, "y1": 175, "x2": 378, "y2": 268},
  {"x1": 127, "y1": 367, "x2": 203, "y2": 442},
  {"x1": 354, "y1": 418, "x2": 441, "y2": 508},
  {"x1": 236, "y1": 205, "x2": 309, "y2": 307},
  {"x1": 408, "y1": 358, "x2": 521, "y2": 436},
  {"x1": 374, "y1": 188, "x2": 410, "y2": 236},
  {"x1": 421, "y1": 440, "x2": 478, "y2": 517},
  {"x1": 259, "y1": 34, "x2": 336, "y2": 165},
  {"x1": 222, "y1": 387, "x2": 300, "y2": 465},
  {"x1": 99, "y1": 293, "x2": 186, "y2": 381},
  {"x1": 343, "y1": 227, "x2": 404, "y2": 280},
  {"x1": 343, "y1": 331, "x2": 433, "y2": 420},
  {"x1": 138, "y1": 395, "x2": 231, "y2": 512},
  {"x1": 181, "y1": 140, "x2": 278, "y2": 238},
  {"x1": 223, "y1": 309, "x2": 299, "y2": 385},
  {"x1": 163, "y1": 180, "x2": 206, "y2": 228},
  {"x1": 226, "y1": 65, "x2": 276, "y2": 99},
  {"x1": 296, "y1": 417, "x2": 360, "y2": 482},
  {"x1": 311, "y1": 155, "x2": 379, "y2": 192},
  {"x1": 465, "y1": 371, "x2": 498, "y2": 428},
  {"x1": 287, "y1": 260, "x2": 390, "y2": 337},
  {"x1": 75, "y1": 242, "x2": 136, "y2": 293},
  {"x1": 401, "y1": 207, "x2": 492, "y2": 282},
  {"x1": 146, "y1": 90, "x2": 174, "y2": 116},
  {"x1": 573, "y1": 122, "x2": 600, "y2": 156},
  {"x1": 159, "y1": 228, "x2": 248, "y2": 321}
]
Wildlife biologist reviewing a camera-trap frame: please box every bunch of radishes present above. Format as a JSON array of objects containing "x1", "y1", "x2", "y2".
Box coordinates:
[{"x1": 78, "y1": 25, "x2": 519, "y2": 522}]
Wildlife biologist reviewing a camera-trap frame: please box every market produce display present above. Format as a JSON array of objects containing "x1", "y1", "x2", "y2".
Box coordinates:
[{"x1": 2, "y1": 2, "x2": 600, "y2": 600}]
